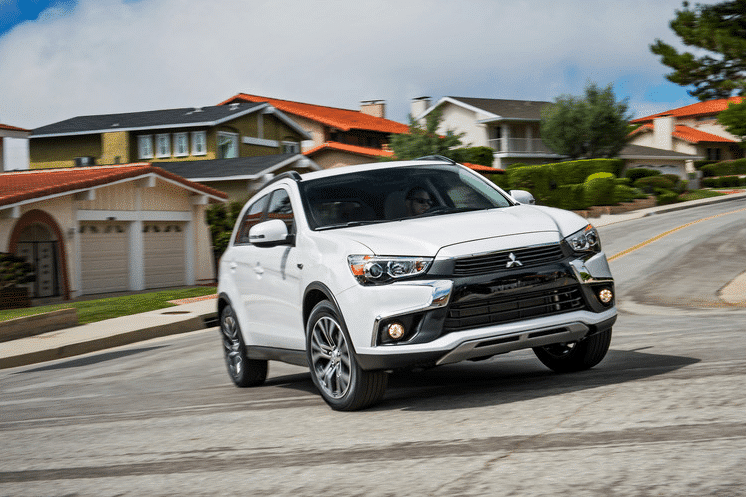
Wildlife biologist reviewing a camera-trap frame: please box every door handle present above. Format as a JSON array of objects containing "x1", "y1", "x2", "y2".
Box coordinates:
[
  {"x1": 254, "y1": 264, "x2": 264, "y2": 275},
  {"x1": 229, "y1": 262, "x2": 238, "y2": 271}
]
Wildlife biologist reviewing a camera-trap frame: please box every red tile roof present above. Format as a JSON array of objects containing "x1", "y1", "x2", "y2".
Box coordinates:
[
  {"x1": 0, "y1": 164, "x2": 227, "y2": 208},
  {"x1": 632, "y1": 97, "x2": 743, "y2": 123},
  {"x1": 462, "y1": 162, "x2": 504, "y2": 173},
  {"x1": 220, "y1": 94, "x2": 410, "y2": 134},
  {"x1": 631, "y1": 123, "x2": 736, "y2": 144},
  {"x1": 304, "y1": 141, "x2": 395, "y2": 158},
  {"x1": 0, "y1": 123, "x2": 29, "y2": 133}
]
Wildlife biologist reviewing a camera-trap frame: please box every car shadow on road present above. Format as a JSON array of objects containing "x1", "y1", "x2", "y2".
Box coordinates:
[{"x1": 371, "y1": 348, "x2": 699, "y2": 411}]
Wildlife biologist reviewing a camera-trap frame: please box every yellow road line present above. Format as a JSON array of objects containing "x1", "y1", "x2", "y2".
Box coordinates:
[{"x1": 608, "y1": 206, "x2": 746, "y2": 262}]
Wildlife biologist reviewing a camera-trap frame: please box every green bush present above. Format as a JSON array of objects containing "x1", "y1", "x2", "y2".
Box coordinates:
[
  {"x1": 625, "y1": 168, "x2": 661, "y2": 182},
  {"x1": 700, "y1": 159, "x2": 746, "y2": 177},
  {"x1": 505, "y1": 162, "x2": 529, "y2": 169},
  {"x1": 0, "y1": 253, "x2": 35, "y2": 289},
  {"x1": 717, "y1": 175, "x2": 741, "y2": 187},
  {"x1": 634, "y1": 175, "x2": 676, "y2": 192},
  {"x1": 656, "y1": 190, "x2": 679, "y2": 205},
  {"x1": 554, "y1": 184, "x2": 590, "y2": 210},
  {"x1": 206, "y1": 200, "x2": 244, "y2": 257},
  {"x1": 457, "y1": 147, "x2": 495, "y2": 167},
  {"x1": 490, "y1": 173, "x2": 511, "y2": 190},
  {"x1": 584, "y1": 172, "x2": 617, "y2": 206},
  {"x1": 694, "y1": 160, "x2": 717, "y2": 170},
  {"x1": 612, "y1": 184, "x2": 639, "y2": 203}
]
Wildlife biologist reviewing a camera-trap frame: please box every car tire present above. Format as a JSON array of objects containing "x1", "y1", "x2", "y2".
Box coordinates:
[
  {"x1": 220, "y1": 304, "x2": 268, "y2": 387},
  {"x1": 533, "y1": 328, "x2": 612, "y2": 373},
  {"x1": 306, "y1": 300, "x2": 387, "y2": 411}
]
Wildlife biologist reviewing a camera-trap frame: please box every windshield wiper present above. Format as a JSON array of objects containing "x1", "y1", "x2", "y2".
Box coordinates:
[{"x1": 315, "y1": 219, "x2": 390, "y2": 231}]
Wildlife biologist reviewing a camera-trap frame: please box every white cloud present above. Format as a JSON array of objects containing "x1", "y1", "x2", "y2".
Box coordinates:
[{"x1": 0, "y1": 0, "x2": 723, "y2": 128}]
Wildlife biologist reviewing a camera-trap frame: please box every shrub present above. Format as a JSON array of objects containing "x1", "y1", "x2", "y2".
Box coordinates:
[
  {"x1": 694, "y1": 160, "x2": 717, "y2": 170},
  {"x1": 457, "y1": 147, "x2": 494, "y2": 167},
  {"x1": 634, "y1": 175, "x2": 676, "y2": 192},
  {"x1": 625, "y1": 168, "x2": 661, "y2": 182},
  {"x1": 656, "y1": 190, "x2": 679, "y2": 205},
  {"x1": 554, "y1": 184, "x2": 590, "y2": 210},
  {"x1": 701, "y1": 159, "x2": 746, "y2": 177},
  {"x1": 717, "y1": 175, "x2": 741, "y2": 188},
  {"x1": 505, "y1": 162, "x2": 529, "y2": 169},
  {"x1": 612, "y1": 184, "x2": 638, "y2": 203},
  {"x1": 584, "y1": 172, "x2": 617, "y2": 206},
  {"x1": 0, "y1": 253, "x2": 35, "y2": 289},
  {"x1": 206, "y1": 200, "x2": 244, "y2": 257},
  {"x1": 490, "y1": 173, "x2": 511, "y2": 190},
  {"x1": 702, "y1": 178, "x2": 717, "y2": 188}
]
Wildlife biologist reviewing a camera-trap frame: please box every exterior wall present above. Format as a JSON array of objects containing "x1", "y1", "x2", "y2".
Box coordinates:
[
  {"x1": 1, "y1": 137, "x2": 30, "y2": 171},
  {"x1": 309, "y1": 150, "x2": 379, "y2": 169},
  {"x1": 437, "y1": 103, "x2": 489, "y2": 147},
  {"x1": 141, "y1": 179, "x2": 192, "y2": 211},
  {"x1": 281, "y1": 115, "x2": 325, "y2": 151},
  {"x1": 192, "y1": 202, "x2": 216, "y2": 284},
  {"x1": 623, "y1": 159, "x2": 687, "y2": 178},
  {"x1": 30, "y1": 135, "x2": 101, "y2": 169},
  {"x1": 101, "y1": 131, "x2": 130, "y2": 164}
]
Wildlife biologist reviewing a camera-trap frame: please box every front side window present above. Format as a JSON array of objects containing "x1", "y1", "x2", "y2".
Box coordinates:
[
  {"x1": 217, "y1": 132, "x2": 238, "y2": 159},
  {"x1": 156, "y1": 134, "x2": 171, "y2": 158},
  {"x1": 138, "y1": 135, "x2": 153, "y2": 159},
  {"x1": 174, "y1": 133, "x2": 189, "y2": 157},
  {"x1": 267, "y1": 189, "x2": 295, "y2": 233},
  {"x1": 192, "y1": 131, "x2": 206, "y2": 156},
  {"x1": 235, "y1": 194, "x2": 268, "y2": 244},
  {"x1": 282, "y1": 141, "x2": 300, "y2": 154}
]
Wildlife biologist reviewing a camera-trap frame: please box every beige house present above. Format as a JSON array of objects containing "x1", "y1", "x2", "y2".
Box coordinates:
[
  {"x1": 1, "y1": 124, "x2": 30, "y2": 172},
  {"x1": 0, "y1": 164, "x2": 226, "y2": 300}
]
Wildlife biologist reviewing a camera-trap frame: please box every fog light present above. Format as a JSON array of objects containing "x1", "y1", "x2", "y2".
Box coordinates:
[
  {"x1": 598, "y1": 288, "x2": 613, "y2": 304},
  {"x1": 387, "y1": 322, "x2": 405, "y2": 340}
]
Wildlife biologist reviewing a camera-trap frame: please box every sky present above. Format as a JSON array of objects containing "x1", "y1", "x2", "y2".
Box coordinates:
[{"x1": 0, "y1": 0, "x2": 722, "y2": 130}]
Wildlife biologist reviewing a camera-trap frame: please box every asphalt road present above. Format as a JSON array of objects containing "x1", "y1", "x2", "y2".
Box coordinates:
[{"x1": 1, "y1": 199, "x2": 745, "y2": 496}]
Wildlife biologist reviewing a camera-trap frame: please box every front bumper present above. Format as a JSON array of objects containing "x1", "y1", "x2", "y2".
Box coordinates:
[{"x1": 336, "y1": 251, "x2": 616, "y2": 371}]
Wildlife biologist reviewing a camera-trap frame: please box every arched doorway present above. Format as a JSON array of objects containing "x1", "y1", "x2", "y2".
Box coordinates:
[
  {"x1": 15, "y1": 224, "x2": 61, "y2": 298},
  {"x1": 8, "y1": 210, "x2": 70, "y2": 300}
]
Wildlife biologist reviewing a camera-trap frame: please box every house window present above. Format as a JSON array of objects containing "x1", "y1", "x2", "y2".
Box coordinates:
[
  {"x1": 707, "y1": 147, "x2": 722, "y2": 161},
  {"x1": 156, "y1": 134, "x2": 171, "y2": 158},
  {"x1": 138, "y1": 135, "x2": 154, "y2": 159},
  {"x1": 192, "y1": 131, "x2": 206, "y2": 156},
  {"x1": 217, "y1": 132, "x2": 239, "y2": 159},
  {"x1": 174, "y1": 133, "x2": 189, "y2": 157},
  {"x1": 282, "y1": 141, "x2": 300, "y2": 154}
]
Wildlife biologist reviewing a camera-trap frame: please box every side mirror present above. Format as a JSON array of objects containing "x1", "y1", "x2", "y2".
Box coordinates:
[
  {"x1": 249, "y1": 219, "x2": 292, "y2": 247},
  {"x1": 509, "y1": 190, "x2": 536, "y2": 205}
]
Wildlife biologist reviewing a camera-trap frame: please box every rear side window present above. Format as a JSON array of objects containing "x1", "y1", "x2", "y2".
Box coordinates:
[{"x1": 235, "y1": 194, "x2": 268, "y2": 244}]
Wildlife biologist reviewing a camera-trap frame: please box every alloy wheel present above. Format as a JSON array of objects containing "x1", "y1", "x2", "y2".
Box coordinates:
[{"x1": 310, "y1": 316, "x2": 352, "y2": 399}]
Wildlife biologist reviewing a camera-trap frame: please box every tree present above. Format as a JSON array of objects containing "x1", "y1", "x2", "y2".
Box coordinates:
[
  {"x1": 541, "y1": 83, "x2": 631, "y2": 159},
  {"x1": 388, "y1": 107, "x2": 464, "y2": 161},
  {"x1": 717, "y1": 99, "x2": 746, "y2": 145},
  {"x1": 650, "y1": 0, "x2": 746, "y2": 100}
]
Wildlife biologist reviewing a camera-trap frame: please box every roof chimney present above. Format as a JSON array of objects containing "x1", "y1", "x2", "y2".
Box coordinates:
[
  {"x1": 360, "y1": 100, "x2": 386, "y2": 118},
  {"x1": 653, "y1": 115, "x2": 674, "y2": 151},
  {"x1": 411, "y1": 96, "x2": 431, "y2": 119}
]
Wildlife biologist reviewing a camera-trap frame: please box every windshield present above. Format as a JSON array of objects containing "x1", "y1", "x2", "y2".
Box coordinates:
[{"x1": 299, "y1": 164, "x2": 513, "y2": 230}]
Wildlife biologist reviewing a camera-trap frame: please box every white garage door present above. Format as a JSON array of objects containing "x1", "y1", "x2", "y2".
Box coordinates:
[
  {"x1": 80, "y1": 222, "x2": 129, "y2": 294},
  {"x1": 144, "y1": 222, "x2": 186, "y2": 289}
]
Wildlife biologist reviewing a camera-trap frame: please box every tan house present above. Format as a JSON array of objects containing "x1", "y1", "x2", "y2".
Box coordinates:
[
  {"x1": 0, "y1": 164, "x2": 226, "y2": 300},
  {"x1": 30, "y1": 102, "x2": 310, "y2": 169},
  {"x1": 219, "y1": 94, "x2": 409, "y2": 168},
  {"x1": 630, "y1": 97, "x2": 744, "y2": 163}
]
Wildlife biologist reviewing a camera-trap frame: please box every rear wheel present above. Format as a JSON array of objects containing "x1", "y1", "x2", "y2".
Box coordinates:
[
  {"x1": 306, "y1": 301, "x2": 387, "y2": 411},
  {"x1": 533, "y1": 328, "x2": 612, "y2": 373},
  {"x1": 220, "y1": 304, "x2": 268, "y2": 387}
]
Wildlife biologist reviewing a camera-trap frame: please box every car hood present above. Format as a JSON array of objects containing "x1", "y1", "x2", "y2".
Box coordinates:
[{"x1": 319, "y1": 205, "x2": 588, "y2": 257}]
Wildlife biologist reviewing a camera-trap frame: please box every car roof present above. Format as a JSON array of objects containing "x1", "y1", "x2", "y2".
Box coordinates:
[{"x1": 298, "y1": 160, "x2": 458, "y2": 182}]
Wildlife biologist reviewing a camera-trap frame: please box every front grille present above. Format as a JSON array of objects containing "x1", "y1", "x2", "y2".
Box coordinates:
[
  {"x1": 443, "y1": 285, "x2": 585, "y2": 333},
  {"x1": 453, "y1": 243, "x2": 564, "y2": 276}
]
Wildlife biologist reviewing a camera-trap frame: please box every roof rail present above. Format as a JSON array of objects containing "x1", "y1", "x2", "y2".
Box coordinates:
[
  {"x1": 414, "y1": 155, "x2": 457, "y2": 164},
  {"x1": 257, "y1": 170, "x2": 302, "y2": 190}
]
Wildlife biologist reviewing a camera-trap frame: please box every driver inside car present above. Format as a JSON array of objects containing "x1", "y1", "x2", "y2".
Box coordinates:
[{"x1": 405, "y1": 187, "x2": 434, "y2": 216}]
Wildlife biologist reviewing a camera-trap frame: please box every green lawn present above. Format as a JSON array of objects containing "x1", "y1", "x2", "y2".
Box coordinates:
[
  {"x1": 0, "y1": 286, "x2": 216, "y2": 324},
  {"x1": 678, "y1": 189, "x2": 727, "y2": 202}
]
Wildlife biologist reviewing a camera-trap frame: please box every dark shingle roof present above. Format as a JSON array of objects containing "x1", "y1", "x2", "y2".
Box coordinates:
[
  {"x1": 447, "y1": 97, "x2": 552, "y2": 120},
  {"x1": 619, "y1": 144, "x2": 700, "y2": 159},
  {"x1": 156, "y1": 154, "x2": 309, "y2": 180},
  {"x1": 31, "y1": 102, "x2": 266, "y2": 137}
]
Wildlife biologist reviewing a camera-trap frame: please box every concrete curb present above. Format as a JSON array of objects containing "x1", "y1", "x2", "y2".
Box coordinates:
[
  {"x1": 0, "y1": 308, "x2": 78, "y2": 342},
  {"x1": 0, "y1": 304, "x2": 217, "y2": 370}
]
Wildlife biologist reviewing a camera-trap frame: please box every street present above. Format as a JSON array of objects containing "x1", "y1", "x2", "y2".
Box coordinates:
[{"x1": 1, "y1": 198, "x2": 745, "y2": 496}]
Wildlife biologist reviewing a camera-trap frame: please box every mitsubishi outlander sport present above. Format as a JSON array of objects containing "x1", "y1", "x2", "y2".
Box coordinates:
[{"x1": 217, "y1": 158, "x2": 616, "y2": 410}]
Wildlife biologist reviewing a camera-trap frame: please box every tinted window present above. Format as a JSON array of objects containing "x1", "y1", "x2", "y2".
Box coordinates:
[
  {"x1": 267, "y1": 189, "x2": 295, "y2": 234},
  {"x1": 235, "y1": 194, "x2": 268, "y2": 244}
]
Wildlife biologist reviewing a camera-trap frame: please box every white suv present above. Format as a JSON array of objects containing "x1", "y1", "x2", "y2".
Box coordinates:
[{"x1": 217, "y1": 159, "x2": 616, "y2": 410}]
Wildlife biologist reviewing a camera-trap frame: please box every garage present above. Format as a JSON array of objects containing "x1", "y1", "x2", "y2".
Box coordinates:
[
  {"x1": 144, "y1": 221, "x2": 186, "y2": 289},
  {"x1": 79, "y1": 221, "x2": 129, "y2": 294}
]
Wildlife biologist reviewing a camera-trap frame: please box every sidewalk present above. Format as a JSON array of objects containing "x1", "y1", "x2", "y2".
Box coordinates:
[{"x1": 1, "y1": 191, "x2": 745, "y2": 371}]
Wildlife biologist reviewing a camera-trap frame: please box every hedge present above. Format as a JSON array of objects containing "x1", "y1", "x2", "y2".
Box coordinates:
[
  {"x1": 700, "y1": 159, "x2": 746, "y2": 178},
  {"x1": 701, "y1": 176, "x2": 746, "y2": 188},
  {"x1": 633, "y1": 175, "x2": 676, "y2": 192},
  {"x1": 584, "y1": 173, "x2": 616, "y2": 206},
  {"x1": 625, "y1": 168, "x2": 661, "y2": 182}
]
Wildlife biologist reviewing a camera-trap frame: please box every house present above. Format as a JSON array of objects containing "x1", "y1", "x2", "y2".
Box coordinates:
[
  {"x1": 411, "y1": 96, "x2": 564, "y2": 169},
  {"x1": 0, "y1": 164, "x2": 226, "y2": 300},
  {"x1": 1, "y1": 123, "x2": 30, "y2": 172},
  {"x1": 157, "y1": 153, "x2": 320, "y2": 200},
  {"x1": 218, "y1": 94, "x2": 409, "y2": 168},
  {"x1": 630, "y1": 97, "x2": 744, "y2": 163},
  {"x1": 30, "y1": 102, "x2": 311, "y2": 169}
]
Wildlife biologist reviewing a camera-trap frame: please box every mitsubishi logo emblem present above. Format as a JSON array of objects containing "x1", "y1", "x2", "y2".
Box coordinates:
[{"x1": 506, "y1": 253, "x2": 523, "y2": 268}]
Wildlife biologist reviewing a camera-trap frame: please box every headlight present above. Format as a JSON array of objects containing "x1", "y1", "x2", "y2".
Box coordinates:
[
  {"x1": 565, "y1": 224, "x2": 601, "y2": 253},
  {"x1": 348, "y1": 255, "x2": 432, "y2": 285}
]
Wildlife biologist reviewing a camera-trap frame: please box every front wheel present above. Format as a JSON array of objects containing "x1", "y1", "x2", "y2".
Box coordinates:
[
  {"x1": 533, "y1": 328, "x2": 612, "y2": 373},
  {"x1": 220, "y1": 304, "x2": 268, "y2": 387},
  {"x1": 306, "y1": 301, "x2": 387, "y2": 411}
]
